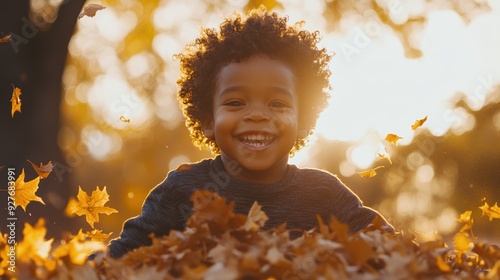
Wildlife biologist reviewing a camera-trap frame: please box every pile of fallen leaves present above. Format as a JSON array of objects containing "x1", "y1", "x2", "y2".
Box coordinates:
[{"x1": 1, "y1": 190, "x2": 499, "y2": 280}]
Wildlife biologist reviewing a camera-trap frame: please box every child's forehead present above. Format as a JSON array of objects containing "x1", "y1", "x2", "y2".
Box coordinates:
[{"x1": 216, "y1": 55, "x2": 295, "y2": 87}]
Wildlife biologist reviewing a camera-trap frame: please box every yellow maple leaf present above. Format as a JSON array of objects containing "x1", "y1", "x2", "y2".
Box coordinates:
[
  {"x1": 384, "y1": 134, "x2": 402, "y2": 145},
  {"x1": 85, "y1": 229, "x2": 113, "y2": 242},
  {"x1": 453, "y1": 232, "x2": 472, "y2": 253},
  {"x1": 479, "y1": 202, "x2": 500, "y2": 222},
  {"x1": 358, "y1": 166, "x2": 385, "y2": 178},
  {"x1": 67, "y1": 186, "x2": 118, "y2": 228},
  {"x1": 27, "y1": 160, "x2": 55, "y2": 179},
  {"x1": 457, "y1": 210, "x2": 475, "y2": 236},
  {"x1": 16, "y1": 219, "x2": 53, "y2": 265},
  {"x1": 411, "y1": 116, "x2": 428, "y2": 130},
  {"x1": 78, "y1": 4, "x2": 106, "y2": 19},
  {"x1": 52, "y1": 229, "x2": 106, "y2": 265},
  {"x1": 10, "y1": 85, "x2": 22, "y2": 117},
  {"x1": 13, "y1": 169, "x2": 45, "y2": 211}
]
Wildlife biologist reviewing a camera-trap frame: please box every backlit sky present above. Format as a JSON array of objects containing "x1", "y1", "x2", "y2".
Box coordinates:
[{"x1": 69, "y1": 0, "x2": 500, "y2": 169}]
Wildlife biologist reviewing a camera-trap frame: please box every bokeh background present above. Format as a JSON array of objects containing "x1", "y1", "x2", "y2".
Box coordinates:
[{"x1": 1, "y1": 0, "x2": 499, "y2": 245}]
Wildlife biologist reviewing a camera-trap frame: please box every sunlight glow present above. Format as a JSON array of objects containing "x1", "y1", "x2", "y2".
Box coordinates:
[
  {"x1": 313, "y1": 8, "x2": 500, "y2": 147},
  {"x1": 347, "y1": 144, "x2": 377, "y2": 169},
  {"x1": 86, "y1": 74, "x2": 152, "y2": 129},
  {"x1": 168, "y1": 155, "x2": 191, "y2": 170},
  {"x1": 81, "y1": 126, "x2": 123, "y2": 161},
  {"x1": 415, "y1": 164, "x2": 435, "y2": 183}
]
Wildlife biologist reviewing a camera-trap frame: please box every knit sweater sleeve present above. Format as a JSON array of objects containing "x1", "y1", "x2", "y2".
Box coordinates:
[{"x1": 107, "y1": 171, "x2": 191, "y2": 259}]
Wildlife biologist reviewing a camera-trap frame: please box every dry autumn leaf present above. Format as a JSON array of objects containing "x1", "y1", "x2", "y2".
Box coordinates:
[
  {"x1": 479, "y1": 202, "x2": 500, "y2": 221},
  {"x1": 78, "y1": 4, "x2": 106, "y2": 19},
  {"x1": 10, "y1": 85, "x2": 22, "y2": 117},
  {"x1": 358, "y1": 166, "x2": 385, "y2": 178},
  {"x1": 67, "y1": 186, "x2": 118, "y2": 228},
  {"x1": 27, "y1": 160, "x2": 55, "y2": 179},
  {"x1": 377, "y1": 143, "x2": 392, "y2": 164},
  {"x1": 242, "y1": 201, "x2": 268, "y2": 231},
  {"x1": 457, "y1": 210, "x2": 474, "y2": 233},
  {"x1": 0, "y1": 34, "x2": 11, "y2": 43},
  {"x1": 385, "y1": 133, "x2": 403, "y2": 145},
  {"x1": 52, "y1": 229, "x2": 106, "y2": 265},
  {"x1": 3, "y1": 189, "x2": 500, "y2": 279},
  {"x1": 411, "y1": 116, "x2": 428, "y2": 130},
  {"x1": 84, "y1": 229, "x2": 113, "y2": 242},
  {"x1": 13, "y1": 169, "x2": 45, "y2": 211},
  {"x1": 453, "y1": 232, "x2": 472, "y2": 253},
  {"x1": 119, "y1": 115, "x2": 130, "y2": 123},
  {"x1": 16, "y1": 219, "x2": 53, "y2": 266}
]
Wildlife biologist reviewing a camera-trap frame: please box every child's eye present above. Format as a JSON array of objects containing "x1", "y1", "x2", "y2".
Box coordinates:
[
  {"x1": 270, "y1": 101, "x2": 289, "y2": 108},
  {"x1": 223, "y1": 100, "x2": 244, "y2": 107}
]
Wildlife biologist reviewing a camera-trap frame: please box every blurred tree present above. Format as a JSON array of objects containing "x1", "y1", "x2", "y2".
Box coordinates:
[
  {"x1": 379, "y1": 91, "x2": 500, "y2": 242},
  {"x1": 0, "y1": 0, "x2": 85, "y2": 238}
]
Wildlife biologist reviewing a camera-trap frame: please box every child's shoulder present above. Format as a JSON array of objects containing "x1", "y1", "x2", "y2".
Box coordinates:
[
  {"x1": 168, "y1": 157, "x2": 214, "y2": 177},
  {"x1": 154, "y1": 157, "x2": 215, "y2": 192},
  {"x1": 294, "y1": 166, "x2": 340, "y2": 181},
  {"x1": 292, "y1": 165, "x2": 347, "y2": 189}
]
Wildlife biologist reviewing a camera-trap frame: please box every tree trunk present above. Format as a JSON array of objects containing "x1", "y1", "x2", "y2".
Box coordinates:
[{"x1": 0, "y1": 0, "x2": 86, "y2": 239}]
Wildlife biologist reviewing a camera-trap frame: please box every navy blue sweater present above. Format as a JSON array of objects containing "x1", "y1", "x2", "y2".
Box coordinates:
[{"x1": 107, "y1": 156, "x2": 390, "y2": 258}]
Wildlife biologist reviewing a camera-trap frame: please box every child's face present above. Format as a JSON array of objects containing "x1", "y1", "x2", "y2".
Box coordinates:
[{"x1": 205, "y1": 55, "x2": 299, "y2": 181}]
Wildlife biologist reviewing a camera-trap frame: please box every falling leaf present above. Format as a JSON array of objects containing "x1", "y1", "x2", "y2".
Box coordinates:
[
  {"x1": 16, "y1": 219, "x2": 53, "y2": 265},
  {"x1": 0, "y1": 34, "x2": 11, "y2": 43},
  {"x1": 358, "y1": 166, "x2": 384, "y2": 178},
  {"x1": 52, "y1": 229, "x2": 106, "y2": 265},
  {"x1": 67, "y1": 186, "x2": 118, "y2": 228},
  {"x1": 78, "y1": 4, "x2": 106, "y2": 19},
  {"x1": 457, "y1": 210, "x2": 473, "y2": 233},
  {"x1": 479, "y1": 202, "x2": 500, "y2": 221},
  {"x1": 65, "y1": 197, "x2": 79, "y2": 217},
  {"x1": 385, "y1": 133, "x2": 402, "y2": 145},
  {"x1": 411, "y1": 116, "x2": 428, "y2": 130},
  {"x1": 377, "y1": 143, "x2": 392, "y2": 164},
  {"x1": 453, "y1": 232, "x2": 472, "y2": 253},
  {"x1": 119, "y1": 115, "x2": 130, "y2": 123},
  {"x1": 85, "y1": 229, "x2": 113, "y2": 242},
  {"x1": 13, "y1": 169, "x2": 45, "y2": 211},
  {"x1": 27, "y1": 160, "x2": 55, "y2": 179},
  {"x1": 10, "y1": 85, "x2": 22, "y2": 117}
]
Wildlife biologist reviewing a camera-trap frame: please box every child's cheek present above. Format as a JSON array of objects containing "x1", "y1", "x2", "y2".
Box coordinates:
[{"x1": 272, "y1": 113, "x2": 298, "y2": 133}]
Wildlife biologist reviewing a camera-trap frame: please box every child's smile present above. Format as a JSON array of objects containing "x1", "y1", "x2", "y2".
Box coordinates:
[{"x1": 204, "y1": 54, "x2": 300, "y2": 183}]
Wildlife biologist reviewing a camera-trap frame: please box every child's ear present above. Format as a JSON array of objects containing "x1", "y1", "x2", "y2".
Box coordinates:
[{"x1": 202, "y1": 121, "x2": 215, "y2": 139}]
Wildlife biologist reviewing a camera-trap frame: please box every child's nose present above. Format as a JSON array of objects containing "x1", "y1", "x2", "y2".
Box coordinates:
[{"x1": 243, "y1": 104, "x2": 270, "y2": 122}]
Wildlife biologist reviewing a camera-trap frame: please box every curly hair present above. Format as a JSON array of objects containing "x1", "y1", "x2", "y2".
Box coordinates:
[{"x1": 176, "y1": 8, "x2": 332, "y2": 155}]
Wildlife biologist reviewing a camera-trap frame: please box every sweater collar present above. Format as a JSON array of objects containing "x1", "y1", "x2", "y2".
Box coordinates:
[{"x1": 209, "y1": 155, "x2": 298, "y2": 195}]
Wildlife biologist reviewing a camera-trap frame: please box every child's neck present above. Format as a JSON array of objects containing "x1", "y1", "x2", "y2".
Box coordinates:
[{"x1": 220, "y1": 154, "x2": 289, "y2": 184}]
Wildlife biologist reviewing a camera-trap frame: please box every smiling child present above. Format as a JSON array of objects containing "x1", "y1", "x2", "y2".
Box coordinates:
[{"x1": 106, "y1": 9, "x2": 393, "y2": 259}]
